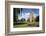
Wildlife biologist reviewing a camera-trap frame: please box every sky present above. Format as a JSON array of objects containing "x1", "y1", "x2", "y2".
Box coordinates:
[{"x1": 18, "y1": 8, "x2": 39, "y2": 20}]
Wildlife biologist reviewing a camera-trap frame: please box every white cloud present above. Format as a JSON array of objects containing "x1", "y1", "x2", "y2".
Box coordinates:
[
  {"x1": 18, "y1": 16, "x2": 22, "y2": 20},
  {"x1": 18, "y1": 13, "x2": 30, "y2": 20},
  {"x1": 18, "y1": 12, "x2": 38, "y2": 20},
  {"x1": 34, "y1": 14, "x2": 38, "y2": 18}
]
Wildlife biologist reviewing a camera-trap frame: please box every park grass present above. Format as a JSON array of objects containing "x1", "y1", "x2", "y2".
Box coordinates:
[
  {"x1": 13, "y1": 22, "x2": 39, "y2": 28},
  {"x1": 14, "y1": 23, "x2": 28, "y2": 28}
]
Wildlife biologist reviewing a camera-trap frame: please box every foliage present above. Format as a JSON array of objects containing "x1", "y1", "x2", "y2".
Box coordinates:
[
  {"x1": 35, "y1": 16, "x2": 39, "y2": 22},
  {"x1": 21, "y1": 18, "x2": 26, "y2": 22},
  {"x1": 27, "y1": 18, "x2": 30, "y2": 22},
  {"x1": 13, "y1": 8, "x2": 20, "y2": 22}
]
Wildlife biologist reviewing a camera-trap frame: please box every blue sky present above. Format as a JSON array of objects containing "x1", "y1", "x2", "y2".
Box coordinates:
[
  {"x1": 18, "y1": 8, "x2": 39, "y2": 20},
  {"x1": 21, "y1": 8, "x2": 39, "y2": 15}
]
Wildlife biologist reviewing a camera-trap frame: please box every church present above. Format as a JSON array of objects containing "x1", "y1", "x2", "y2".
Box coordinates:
[{"x1": 27, "y1": 12, "x2": 35, "y2": 26}]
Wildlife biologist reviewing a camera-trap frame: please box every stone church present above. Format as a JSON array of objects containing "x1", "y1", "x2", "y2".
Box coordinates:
[{"x1": 28, "y1": 12, "x2": 35, "y2": 25}]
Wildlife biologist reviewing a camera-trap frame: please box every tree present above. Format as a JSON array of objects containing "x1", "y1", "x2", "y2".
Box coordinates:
[
  {"x1": 27, "y1": 18, "x2": 30, "y2": 22},
  {"x1": 13, "y1": 8, "x2": 20, "y2": 22},
  {"x1": 21, "y1": 8, "x2": 23, "y2": 12},
  {"x1": 21, "y1": 18, "x2": 26, "y2": 22},
  {"x1": 35, "y1": 16, "x2": 39, "y2": 22}
]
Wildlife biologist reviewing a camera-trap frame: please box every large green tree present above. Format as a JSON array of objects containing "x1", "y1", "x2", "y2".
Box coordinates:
[
  {"x1": 13, "y1": 8, "x2": 20, "y2": 22},
  {"x1": 21, "y1": 18, "x2": 26, "y2": 22},
  {"x1": 35, "y1": 16, "x2": 39, "y2": 22}
]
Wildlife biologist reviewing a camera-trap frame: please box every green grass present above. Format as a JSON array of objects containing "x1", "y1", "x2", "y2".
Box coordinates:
[
  {"x1": 13, "y1": 22, "x2": 39, "y2": 28},
  {"x1": 14, "y1": 23, "x2": 28, "y2": 28}
]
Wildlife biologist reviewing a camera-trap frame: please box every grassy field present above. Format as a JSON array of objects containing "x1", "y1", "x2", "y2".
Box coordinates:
[{"x1": 13, "y1": 22, "x2": 39, "y2": 28}]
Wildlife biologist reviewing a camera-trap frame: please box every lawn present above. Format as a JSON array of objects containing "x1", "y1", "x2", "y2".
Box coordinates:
[
  {"x1": 13, "y1": 21, "x2": 28, "y2": 28},
  {"x1": 13, "y1": 22, "x2": 39, "y2": 28}
]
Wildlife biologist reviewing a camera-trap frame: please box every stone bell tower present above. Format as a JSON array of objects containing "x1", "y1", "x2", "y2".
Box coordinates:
[{"x1": 29, "y1": 12, "x2": 35, "y2": 24}]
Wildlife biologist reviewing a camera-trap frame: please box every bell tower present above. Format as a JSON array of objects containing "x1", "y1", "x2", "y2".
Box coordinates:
[{"x1": 29, "y1": 12, "x2": 35, "y2": 25}]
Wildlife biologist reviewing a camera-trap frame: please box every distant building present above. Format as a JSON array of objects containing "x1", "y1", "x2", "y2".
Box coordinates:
[{"x1": 28, "y1": 12, "x2": 35, "y2": 24}]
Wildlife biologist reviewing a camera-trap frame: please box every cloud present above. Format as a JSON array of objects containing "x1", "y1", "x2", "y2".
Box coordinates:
[
  {"x1": 18, "y1": 12, "x2": 38, "y2": 20},
  {"x1": 18, "y1": 13, "x2": 30, "y2": 20},
  {"x1": 34, "y1": 14, "x2": 39, "y2": 18}
]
